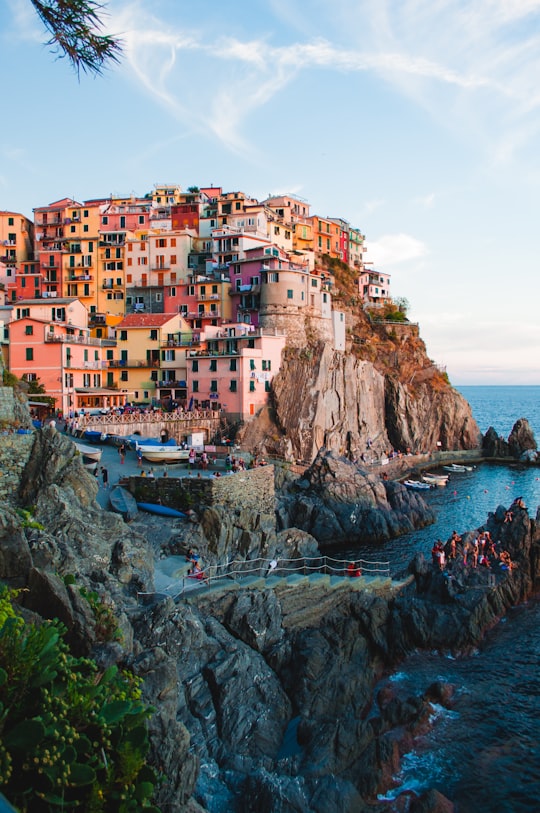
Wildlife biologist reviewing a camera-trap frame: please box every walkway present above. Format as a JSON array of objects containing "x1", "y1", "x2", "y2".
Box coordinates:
[{"x1": 143, "y1": 553, "x2": 402, "y2": 604}]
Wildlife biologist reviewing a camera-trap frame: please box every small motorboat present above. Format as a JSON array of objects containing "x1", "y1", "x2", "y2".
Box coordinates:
[
  {"x1": 73, "y1": 441, "x2": 103, "y2": 463},
  {"x1": 136, "y1": 502, "x2": 187, "y2": 518},
  {"x1": 403, "y1": 479, "x2": 432, "y2": 490},
  {"x1": 443, "y1": 464, "x2": 475, "y2": 473},
  {"x1": 83, "y1": 430, "x2": 105, "y2": 444},
  {"x1": 109, "y1": 486, "x2": 138, "y2": 521},
  {"x1": 422, "y1": 473, "x2": 449, "y2": 486},
  {"x1": 136, "y1": 444, "x2": 190, "y2": 463}
]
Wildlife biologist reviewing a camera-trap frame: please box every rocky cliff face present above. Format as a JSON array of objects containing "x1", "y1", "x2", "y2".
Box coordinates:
[
  {"x1": 2, "y1": 425, "x2": 540, "y2": 813},
  {"x1": 277, "y1": 450, "x2": 436, "y2": 546},
  {"x1": 238, "y1": 342, "x2": 480, "y2": 465}
]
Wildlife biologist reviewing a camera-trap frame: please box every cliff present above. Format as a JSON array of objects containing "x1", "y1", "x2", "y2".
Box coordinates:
[
  {"x1": 238, "y1": 339, "x2": 480, "y2": 465},
  {"x1": 1, "y1": 420, "x2": 540, "y2": 813}
]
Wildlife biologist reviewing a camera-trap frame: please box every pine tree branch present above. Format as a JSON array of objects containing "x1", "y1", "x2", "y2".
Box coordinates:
[{"x1": 30, "y1": 0, "x2": 122, "y2": 77}]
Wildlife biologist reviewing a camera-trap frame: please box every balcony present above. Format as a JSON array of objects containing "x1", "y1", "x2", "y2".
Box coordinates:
[
  {"x1": 157, "y1": 380, "x2": 186, "y2": 388},
  {"x1": 150, "y1": 264, "x2": 170, "y2": 272},
  {"x1": 45, "y1": 334, "x2": 103, "y2": 346},
  {"x1": 108, "y1": 359, "x2": 160, "y2": 368},
  {"x1": 66, "y1": 274, "x2": 93, "y2": 282}
]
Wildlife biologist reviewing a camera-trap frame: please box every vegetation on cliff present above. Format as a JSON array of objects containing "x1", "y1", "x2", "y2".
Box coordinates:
[{"x1": 0, "y1": 586, "x2": 160, "y2": 813}]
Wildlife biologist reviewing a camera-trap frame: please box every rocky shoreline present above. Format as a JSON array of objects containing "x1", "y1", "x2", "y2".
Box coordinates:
[{"x1": 1, "y1": 417, "x2": 539, "y2": 812}]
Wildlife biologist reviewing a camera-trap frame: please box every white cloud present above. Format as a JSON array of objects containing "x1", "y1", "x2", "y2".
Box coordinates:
[{"x1": 366, "y1": 234, "x2": 429, "y2": 266}]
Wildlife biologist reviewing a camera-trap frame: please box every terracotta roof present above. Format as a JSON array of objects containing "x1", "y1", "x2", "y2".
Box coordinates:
[{"x1": 117, "y1": 313, "x2": 180, "y2": 328}]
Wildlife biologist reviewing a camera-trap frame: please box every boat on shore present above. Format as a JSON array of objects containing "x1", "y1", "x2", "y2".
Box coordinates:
[
  {"x1": 136, "y1": 502, "x2": 187, "y2": 518},
  {"x1": 73, "y1": 442, "x2": 103, "y2": 463},
  {"x1": 83, "y1": 429, "x2": 107, "y2": 443},
  {"x1": 109, "y1": 486, "x2": 138, "y2": 521},
  {"x1": 137, "y1": 444, "x2": 190, "y2": 463}
]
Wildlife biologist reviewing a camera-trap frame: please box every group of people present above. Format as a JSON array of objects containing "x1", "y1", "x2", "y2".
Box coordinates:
[{"x1": 431, "y1": 521, "x2": 517, "y2": 574}]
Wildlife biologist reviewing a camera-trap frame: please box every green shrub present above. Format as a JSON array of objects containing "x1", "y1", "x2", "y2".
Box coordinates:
[{"x1": 0, "y1": 586, "x2": 161, "y2": 812}]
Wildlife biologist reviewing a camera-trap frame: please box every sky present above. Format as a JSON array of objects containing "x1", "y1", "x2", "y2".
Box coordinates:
[{"x1": 1, "y1": 0, "x2": 540, "y2": 386}]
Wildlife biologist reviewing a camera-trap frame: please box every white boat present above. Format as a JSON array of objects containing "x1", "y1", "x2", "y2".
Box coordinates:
[
  {"x1": 403, "y1": 479, "x2": 432, "y2": 490},
  {"x1": 136, "y1": 444, "x2": 190, "y2": 463},
  {"x1": 73, "y1": 442, "x2": 103, "y2": 463},
  {"x1": 422, "y1": 473, "x2": 449, "y2": 486},
  {"x1": 443, "y1": 464, "x2": 475, "y2": 473}
]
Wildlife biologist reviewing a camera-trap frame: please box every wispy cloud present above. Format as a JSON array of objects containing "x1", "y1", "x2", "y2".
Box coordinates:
[{"x1": 105, "y1": 1, "x2": 540, "y2": 158}]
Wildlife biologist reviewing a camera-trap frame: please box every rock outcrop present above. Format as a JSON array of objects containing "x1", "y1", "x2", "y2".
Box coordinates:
[
  {"x1": 238, "y1": 343, "x2": 481, "y2": 465},
  {"x1": 482, "y1": 418, "x2": 538, "y2": 462},
  {"x1": 277, "y1": 450, "x2": 436, "y2": 546}
]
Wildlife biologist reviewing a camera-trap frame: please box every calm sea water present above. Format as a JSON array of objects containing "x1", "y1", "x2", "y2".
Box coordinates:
[{"x1": 358, "y1": 386, "x2": 540, "y2": 811}]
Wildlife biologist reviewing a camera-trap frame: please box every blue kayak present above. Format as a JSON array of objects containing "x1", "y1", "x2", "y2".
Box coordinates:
[{"x1": 136, "y1": 502, "x2": 187, "y2": 518}]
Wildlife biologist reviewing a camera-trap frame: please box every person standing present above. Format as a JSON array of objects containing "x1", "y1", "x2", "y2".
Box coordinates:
[
  {"x1": 118, "y1": 443, "x2": 126, "y2": 464},
  {"x1": 101, "y1": 466, "x2": 109, "y2": 488}
]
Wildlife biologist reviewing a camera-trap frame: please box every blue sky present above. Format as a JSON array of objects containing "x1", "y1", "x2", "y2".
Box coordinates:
[{"x1": 2, "y1": 0, "x2": 540, "y2": 385}]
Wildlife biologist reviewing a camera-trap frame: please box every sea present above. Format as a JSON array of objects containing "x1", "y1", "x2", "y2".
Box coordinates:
[{"x1": 357, "y1": 385, "x2": 540, "y2": 812}]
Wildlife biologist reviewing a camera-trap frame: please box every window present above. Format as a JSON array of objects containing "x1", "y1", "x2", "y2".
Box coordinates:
[
  {"x1": 287, "y1": 289, "x2": 293, "y2": 299},
  {"x1": 83, "y1": 374, "x2": 90, "y2": 387},
  {"x1": 311, "y1": 278, "x2": 318, "y2": 287},
  {"x1": 230, "y1": 358, "x2": 237, "y2": 371},
  {"x1": 209, "y1": 359, "x2": 217, "y2": 372},
  {"x1": 150, "y1": 329, "x2": 158, "y2": 340},
  {"x1": 192, "y1": 380, "x2": 199, "y2": 392},
  {"x1": 25, "y1": 325, "x2": 33, "y2": 335},
  {"x1": 249, "y1": 380, "x2": 255, "y2": 392},
  {"x1": 170, "y1": 255, "x2": 177, "y2": 265},
  {"x1": 83, "y1": 224, "x2": 88, "y2": 232},
  {"x1": 121, "y1": 370, "x2": 128, "y2": 381},
  {"x1": 139, "y1": 215, "x2": 145, "y2": 224},
  {"x1": 102, "y1": 216, "x2": 108, "y2": 225},
  {"x1": 155, "y1": 293, "x2": 162, "y2": 302},
  {"x1": 229, "y1": 380, "x2": 237, "y2": 392},
  {"x1": 250, "y1": 359, "x2": 256, "y2": 370},
  {"x1": 192, "y1": 360, "x2": 199, "y2": 372},
  {"x1": 119, "y1": 330, "x2": 127, "y2": 341},
  {"x1": 210, "y1": 380, "x2": 218, "y2": 392},
  {"x1": 265, "y1": 381, "x2": 271, "y2": 392},
  {"x1": 84, "y1": 350, "x2": 88, "y2": 362},
  {"x1": 8, "y1": 217, "x2": 14, "y2": 226},
  {"x1": 262, "y1": 360, "x2": 271, "y2": 371}
]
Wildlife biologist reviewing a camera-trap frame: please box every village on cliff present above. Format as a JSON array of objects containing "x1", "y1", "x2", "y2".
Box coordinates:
[{"x1": 0, "y1": 185, "x2": 393, "y2": 421}]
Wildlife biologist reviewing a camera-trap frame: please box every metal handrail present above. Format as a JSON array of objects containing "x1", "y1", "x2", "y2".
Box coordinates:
[{"x1": 139, "y1": 553, "x2": 391, "y2": 602}]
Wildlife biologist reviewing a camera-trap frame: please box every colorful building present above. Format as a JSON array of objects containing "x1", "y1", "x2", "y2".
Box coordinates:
[
  {"x1": 0, "y1": 210, "x2": 34, "y2": 302},
  {"x1": 358, "y1": 269, "x2": 392, "y2": 305},
  {"x1": 8, "y1": 297, "x2": 121, "y2": 415},
  {"x1": 186, "y1": 322, "x2": 286, "y2": 420},
  {"x1": 114, "y1": 312, "x2": 192, "y2": 406}
]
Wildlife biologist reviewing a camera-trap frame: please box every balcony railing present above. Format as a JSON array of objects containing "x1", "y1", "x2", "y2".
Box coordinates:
[
  {"x1": 108, "y1": 359, "x2": 160, "y2": 368},
  {"x1": 65, "y1": 274, "x2": 93, "y2": 282},
  {"x1": 45, "y1": 334, "x2": 104, "y2": 347}
]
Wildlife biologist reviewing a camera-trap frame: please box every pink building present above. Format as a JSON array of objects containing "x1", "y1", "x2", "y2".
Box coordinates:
[
  {"x1": 358, "y1": 269, "x2": 392, "y2": 305},
  {"x1": 186, "y1": 323, "x2": 286, "y2": 420},
  {"x1": 8, "y1": 297, "x2": 122, "y2": 415}
]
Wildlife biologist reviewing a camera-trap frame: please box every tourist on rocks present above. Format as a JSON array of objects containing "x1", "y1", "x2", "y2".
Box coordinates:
[
  {"x1": 471, "y1": 538, "x2": 479, "y2": 568},
  {"x1": 101, "y1": 466, "x2": 109, "y2": 488},
  {"x1": 431, "y1": 540, "x2": 445, "y2": 569},
  {"x1": 504, "y1": 508, "x2": 513, "y2": 523},
  {"x1": 148, "y1": 468, "x2": 155, "y2": 478}
]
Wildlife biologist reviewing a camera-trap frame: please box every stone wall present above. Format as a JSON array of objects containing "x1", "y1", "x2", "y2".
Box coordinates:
[
  {"x1": 0, "y1": 387, "x2": 16, "y2": 423},
  {"x1": 0, "y1": 432, "x2": 35, "y2": 504},
  {"x1": 125, "y1": 465, "x2": 275, "y2": 516}
]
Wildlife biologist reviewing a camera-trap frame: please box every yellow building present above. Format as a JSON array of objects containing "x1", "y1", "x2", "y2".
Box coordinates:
[
  {"x1": 114, "y1": 312, "x2": 192, "y2": 405},
  {"x1": 0, "y1": 210, "x2": 35, "y2": 299}
]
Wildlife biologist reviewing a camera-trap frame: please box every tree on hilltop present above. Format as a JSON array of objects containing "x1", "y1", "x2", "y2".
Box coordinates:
[{"x1": 29, "y1": 0, "x2": 122, "y2": 76}]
